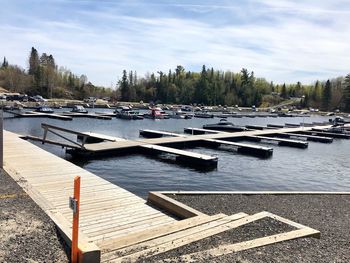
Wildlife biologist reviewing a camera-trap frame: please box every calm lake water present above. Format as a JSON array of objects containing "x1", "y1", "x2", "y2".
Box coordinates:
[{"x1": 4, "y1": 109, "x2": 350, "y2": 198}]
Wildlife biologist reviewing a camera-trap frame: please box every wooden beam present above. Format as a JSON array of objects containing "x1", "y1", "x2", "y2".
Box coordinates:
[
  {"x1": 148, "y1": 192, "x2": 206, "y2": 219},
  {"x1": 162, "y1": 227, "x2": 320, "y2": 262}
]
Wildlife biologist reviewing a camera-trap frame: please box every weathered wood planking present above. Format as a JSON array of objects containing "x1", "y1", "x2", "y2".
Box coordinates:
[{"x1": 3, "y1": 131, "x2": 178, "y2": 263}]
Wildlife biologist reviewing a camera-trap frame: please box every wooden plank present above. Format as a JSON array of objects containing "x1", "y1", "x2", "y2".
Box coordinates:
[
  {"x1": 140, "y1": 129, "x2": 185, "y2": 138},
  {"x1": 148, "y1": 192, "x2": 205, "y2": 219},
  {"x1": 140, "y1": 144, "x2": 217, "y2": 161},
  {"x1": 99, "y1": 215, "x2": 222, "y2": 250},
  {"x1": 91, "y1": 218, "x2": 178, "y2": 244},
  {"x1": 84, "y1": 214, "x2": 175, "y2": 237},
  {"x1": 104, "y1": 212, "x2": 261, "y2": 262},
  {"x1": 162, "y1": 228, "x2": 320, "y2": 262}
]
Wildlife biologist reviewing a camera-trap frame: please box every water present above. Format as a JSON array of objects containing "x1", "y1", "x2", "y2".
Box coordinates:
[{"x1": 4, "y1": 110, "x2": 350, "y2": 198}]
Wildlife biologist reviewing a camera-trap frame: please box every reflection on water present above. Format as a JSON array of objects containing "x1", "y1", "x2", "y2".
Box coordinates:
[{"x1": 4, "y1": 110, "x2": 350, "y2": 198}]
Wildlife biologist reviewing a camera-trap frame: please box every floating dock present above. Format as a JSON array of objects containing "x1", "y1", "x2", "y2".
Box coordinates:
[
  {"x1": 4, "y1": 110, "x2": 73, "y2": 121},
  {"x1": 140, "y1": 129, "x2": 273, "y2": 158},
  {"x1": 243, "y1": 135, "x2": 309, "y2": 148},
  {"x1": 24, "y1": 123, "x2": 347, "y2": 171},
  {"x1": 201, "y1": 138, "x2": 273, "y2": 158},
  {"x1": 139, "y1": 129, "x2": 185, "y2": 138},
  {"x1": 273, "y1": 133, "x2": 333, "y2": 143},
  {"x1": 297, "y1": 130, "x2": 350, "y2": 139}
]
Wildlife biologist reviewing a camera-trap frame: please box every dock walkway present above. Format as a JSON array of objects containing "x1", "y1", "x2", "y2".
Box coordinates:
[{"x1": 3, "y1": 131, "x2": 178, "y2": 262}]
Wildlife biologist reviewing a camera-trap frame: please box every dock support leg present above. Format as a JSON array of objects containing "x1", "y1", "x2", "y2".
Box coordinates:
[{"x1": 42, "y1": 126, "x2": 48, "y2": 144}]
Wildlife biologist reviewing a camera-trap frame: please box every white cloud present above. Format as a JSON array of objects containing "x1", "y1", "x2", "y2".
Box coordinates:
[{"x1": 1, "y1": 0, "x2": 350, "y2": 86}]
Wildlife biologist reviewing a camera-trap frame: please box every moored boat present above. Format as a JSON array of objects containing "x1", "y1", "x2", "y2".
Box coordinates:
[
  {"x1": 71, "y1": 105, "x2": 88, "y2": 113},
  {"x1": 194, "y1": 111, "x2": 214, "y2": 118},
  {"x1": 143, "y1": 107, "x2": 170, "y2": 119},
  {"x1": 35, "y1": 105, "x2": 54, "y2": 113},
  {"x1": 115, "y1": 107, "x2": 143, "y2": 120},
  {"x1": 170, "y1": 109, "x2": 192, "y2": 119},
  {"x1": 203, "y1": 119, "x2": 247, "y2": 132}
]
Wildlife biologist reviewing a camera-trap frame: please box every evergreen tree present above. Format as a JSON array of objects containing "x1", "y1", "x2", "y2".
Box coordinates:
[
  {"x1": 1, "y1": 57, "x2": 8, "y2": 68},
  {"x1": 28, "y1": 47, "x2": 39, "y2": 75},
  {"x1": 322, "y1": 80, "x2": 332, "y2": 111},
  {"x1": 344, "y1": 74, "x2": 350, "y2": 111},
  {"x1": 280, "y1": 83, "x2": 287, "y2": 99},
  {"x1": 120, "y1": 70, "x2": 129, "y2": 101}
]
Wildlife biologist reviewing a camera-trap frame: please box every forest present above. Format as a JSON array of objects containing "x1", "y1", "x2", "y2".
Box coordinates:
[
  {"x1": 118, "y1": 65, "x2": 350, "y2": 111},
  {"x1": 0, "y1": 47, "x2": 112, "y2": 100},
  {"x1": 1, "y1": 47, "x2": 350, "y2": 112}
]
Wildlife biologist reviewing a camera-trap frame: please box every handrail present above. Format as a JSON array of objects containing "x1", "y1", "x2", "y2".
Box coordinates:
[{"x1": 41, "y1": 123, "x2": 87, "y2": 149}]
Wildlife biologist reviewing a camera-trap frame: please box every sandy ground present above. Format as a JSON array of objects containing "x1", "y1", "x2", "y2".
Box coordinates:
[{"x1": 0, "y1": 170, "x2": 68, "y2": 263}]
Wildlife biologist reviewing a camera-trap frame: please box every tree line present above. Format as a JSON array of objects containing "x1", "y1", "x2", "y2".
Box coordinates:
[
  {"x1": 0, "y1": 47, "x2": 113, "y2": 99},
  {"x1": 118, "y1": 65, "x2": 350, "y2": 112},
  {"x1": 1, "y1": 47, "x2": 350, "y2": 112}
]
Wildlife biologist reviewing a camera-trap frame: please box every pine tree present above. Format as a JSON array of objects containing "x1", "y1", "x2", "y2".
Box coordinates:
[
  {"x1": 1, "y1": 57, "x2": 8, "y2": 68},
  {"x1": 322, "y1": 80, "x2": 332, "y2": 111},
  {"x1": 344, "y1": 74, "x2": 350, "y2": 112},
  {"x1": 280, "y1": 83, "x2": 287, "y2": 99},
  {"x1": 120, "y1": 70, "x2": 129, "y2": 101},
  {"x1": 28, "y1": 47, "x2": 39, "y2": 75}
]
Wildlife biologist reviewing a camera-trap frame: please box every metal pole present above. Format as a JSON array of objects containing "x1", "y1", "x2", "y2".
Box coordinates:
[
  {"x1": 71, "y1": 176, "x2": 81, "y2": 263},
  {"x1": 0, "y1": 109, "x2": 3, "y2": 168}
]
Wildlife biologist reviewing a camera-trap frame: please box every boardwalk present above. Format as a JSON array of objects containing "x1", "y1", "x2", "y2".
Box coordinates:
[{"x1": 3, "y1": 131, "x2": 177, "y2": 262}]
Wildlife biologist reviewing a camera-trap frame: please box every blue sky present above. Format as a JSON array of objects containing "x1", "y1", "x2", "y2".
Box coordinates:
[{"x1": 1, "y1": 0, "x2": 350, "y2": 87}]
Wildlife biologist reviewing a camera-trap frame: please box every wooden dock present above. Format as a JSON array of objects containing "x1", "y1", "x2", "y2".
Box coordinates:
[
  {"x1": 4, "y1": 110, "x2": 73, "y2": 121},
  {"x1": 25, "y1": 123, "x2": 347, "y2": 171},
  {"x1": 139, "y1": 129, "x2": 185, "y2": 138},
  {"x1": 140, "y1": 129, "x2": 273, "y2": 158},
  {"x1": 3, "y1": 131, "x2": 322, "y2": 262},
  {"x1": 3, "y1": 131, "x2": 178, "y2": 262},
  {"x1": 272, "y1": 132, "x2": 333, "y2": 143},
  {"x1": 244, "y1": 135, "x2": 309, "y2": 148}
]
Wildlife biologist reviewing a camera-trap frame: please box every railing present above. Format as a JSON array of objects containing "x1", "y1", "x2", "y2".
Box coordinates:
[{"x1": 41, "y1": 123, "x2": 88, "y2": 149}]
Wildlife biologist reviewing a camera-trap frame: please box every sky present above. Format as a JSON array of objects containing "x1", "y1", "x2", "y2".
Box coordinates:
[{"x1": 1, "y1": 0, "x2": 350, "y2": 87}]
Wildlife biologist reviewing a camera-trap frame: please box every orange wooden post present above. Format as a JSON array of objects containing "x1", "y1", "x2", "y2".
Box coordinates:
[{"x1": 71, "y1": 176, "x2": 81, "y2": 263}]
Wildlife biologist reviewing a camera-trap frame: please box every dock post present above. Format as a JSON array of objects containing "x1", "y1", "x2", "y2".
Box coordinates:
[
  {"x1": 70, "y1": 176, "x2": 81, "y2": 263},
  {"x1": 0, "y1": 109, "x2": 3, "y2": 168}
]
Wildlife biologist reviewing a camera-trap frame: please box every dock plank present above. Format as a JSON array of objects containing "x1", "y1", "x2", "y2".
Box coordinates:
[{"x1": 3, "y1": 131, "x2": 178, "y2": 262}]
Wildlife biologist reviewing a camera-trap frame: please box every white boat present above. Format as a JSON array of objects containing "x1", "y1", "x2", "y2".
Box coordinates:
[
  {"x1": 71, "y1": 105, "x2": 88, "y2": 113},
  {"x1": 115, "y1": 107, "x2": 143, "y2": 120},
  {"x1": 170, "y1": 109, "x2": 192, "y2": 119}
]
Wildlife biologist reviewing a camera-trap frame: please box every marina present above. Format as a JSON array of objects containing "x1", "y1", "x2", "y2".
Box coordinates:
[
  {"x1": 2, "y1": 130, "x2": 323, "y2": 262},
  {"x1": 3, "y1": 112, "x2": 349, "y2": 196},
  {"x1": 2, "y1": 110, "x2": 350, "y2": 262}
]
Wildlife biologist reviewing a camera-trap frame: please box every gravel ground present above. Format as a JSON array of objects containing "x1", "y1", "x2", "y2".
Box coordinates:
[
  {"x1": 0, "y1": 170, "x2": 68, "y2": 263},
  {"x1": 150, "y1": 193, "x2": 350, "y2": 263},
  {"x1": 141, "y1": 217, "x2": 296, "y2": 263}
]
